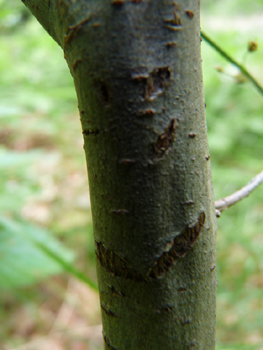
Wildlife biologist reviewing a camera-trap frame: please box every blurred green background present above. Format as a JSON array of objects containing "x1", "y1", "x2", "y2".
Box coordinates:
[{"x1": 0, "y1": 1, "x2": 263, "y2": 349}]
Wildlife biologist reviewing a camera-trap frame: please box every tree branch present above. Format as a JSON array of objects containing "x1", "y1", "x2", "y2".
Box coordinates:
[
  {"x1": 215, "y1": 170, "x2": 263, "y2": 216},
  {"x1": 201, "y1": 30, "x2": 263, "y2": 97},
  {"x1": 21, "y1": 0, "x2": 62, "y2": 46}
]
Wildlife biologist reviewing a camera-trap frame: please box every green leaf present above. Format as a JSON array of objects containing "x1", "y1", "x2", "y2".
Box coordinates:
[
  {"x1": 0, "y1": 216, "x2": 74, "y2": 289},
  {"x1": 36, "y1": 241, "x2": 98, "y2": 291}
]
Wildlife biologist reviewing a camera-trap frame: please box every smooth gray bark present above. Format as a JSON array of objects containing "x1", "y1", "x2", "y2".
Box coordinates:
[{"x1": 22, "y1": 1, "x2": 217, "y2": 349}]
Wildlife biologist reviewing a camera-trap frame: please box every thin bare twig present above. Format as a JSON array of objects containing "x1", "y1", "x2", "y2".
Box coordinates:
[
  {"x1": 201, "y1": 30, "x2": 263, "y2": 97},
  {"x1": 215, "y1": 170, "x2": 263, "y2": 216}
]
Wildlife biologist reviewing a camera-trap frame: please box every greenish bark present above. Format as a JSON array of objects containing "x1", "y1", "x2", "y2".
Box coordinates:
[{"x1": 22, "y1": 0, "x2": 217, "y2": 349}]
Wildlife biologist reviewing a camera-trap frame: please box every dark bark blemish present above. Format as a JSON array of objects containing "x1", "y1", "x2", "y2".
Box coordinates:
[
  {"x1": 95, "y1": 241, "x2": 144, "y2": 281},
  {"x1": 101, "y1": 303, "x2": 117, "y2": 318},
  {"x1": 100, "y1": 81, "x2": 111, "y2": 105},
  {"x1": 111, "y1": 0, "x2": 124, "y2": 5},
  {"x1": 111, "y1": 209, "x2": 129, "y2": 215},
  {"x1": 153, "y1": 118, "x2": 177, "y2": 160},
  {"x1": 205, "y1": 155, "x2": 210, "y2": 160},
  {"x1": 185, "y1": 10, "x2": 194, "y2": 19},
  {"x1": 166, "y1": 41, "x2": 177, "y2": 48},
  {"x1": 103, "y1": 332, "x2": 117, "y2": 350},
  {"x1": 173, "y1": 211, "x2": 206, "y2": 256},
  {"x1": 131, "y1": 71, "x2": 149, "y2": 81},
  {"x1": 145, "y1": 67, "x2": 171, "y2": 100},
  {"x1": 164, "y1": 4, "x2": 182, "y2": 31},
  {"x1": 72, "y1": 58, "x2": 82, "y2": 71},
  {"x1": 210, "y1": 265, "x2": 216, "y2": 272},
  {"x1": 119, "y1": 159, "x2": 136, "y2": 165},
  {"x1": 189, "y1": 132, "x2": 196, "y2": 138},
  {"x1": 64, "y1": 17, "x2": 91, "y2": 45},
  {"x1": 106, "y1": 283, "x2": 125, "y2": 297},
  {"x1": 136, "y1": 109, "x2": 155, "y2": 117},
  {"x1": 154, "y1": 305, "x2": 174, "y2": 313},
  {"x1": 82, "y1": 129, "x2": 99, "y2": 136},
  {"x1": 185, "y1": 200, "x2": 194, "y2": 205},
  {"x1": 164, "y1": 14, "x2": 181, "y2": 26},
  {"x1": 180, "y1": 317, "x2": 192, "y2": 325},
  {"x1": 178, "y1": 287, "x2": 187, "y2": 293},
  {"x1": 132, "y1": 67, "x2": 170, "y2": 100},
  {"x1": 148, "y1": 212, "x2": 206, "y2": 279},
  {"x1": 164, "y1": 24, "x2": 182, "y2": 32}
]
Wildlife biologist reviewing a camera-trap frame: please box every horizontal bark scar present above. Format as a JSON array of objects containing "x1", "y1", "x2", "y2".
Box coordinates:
[
  {"x1": 153, "y1": 119, "x2": 177, "y2": 160},
  {"x1": 148, "y1": 212, "x2": 206, "y2": 279},
  {"x1": 95, "y1": 241, "x2": 144, "y2": 281},
  {"x1": 164, "y1": 12, "x2": 181, "y2": 26},
  {"x1": 111, "y1": 0, "x2": 124, "y2": 5},
  {"x1": 82, "y1": 129, "x2": 99, "y2": 136},
  {"x1": 103, "y1": 332, "x2": 117, "y2": 350},
  {"x1": 111, "y1": 209, "x2": 129, "y2": 215},
  {"x1": 164, "y1": 3, "x2": 182, "y2": 30},
  {"x1": 101, "y1": 303, "x2": 117, "y2": 318},
  {"x1": 136, "y1": 108, "x2": 155, "y2": 118}
]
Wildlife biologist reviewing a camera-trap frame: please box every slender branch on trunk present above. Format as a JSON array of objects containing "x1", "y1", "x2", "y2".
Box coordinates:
[
  {"x1": 215, "y1": 170, "x2": 263, "y2": 217},
  {"x1": 22, "y1": 0, "x2": 62, "y2": 46},
  {"x1": 201, "y1": 30, "x2": 263, "y2": 96}
]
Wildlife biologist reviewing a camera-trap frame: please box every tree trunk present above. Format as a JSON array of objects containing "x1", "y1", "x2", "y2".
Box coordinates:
[{"x1": 22, "y1": 0, "x2": 217, "y2": 349}]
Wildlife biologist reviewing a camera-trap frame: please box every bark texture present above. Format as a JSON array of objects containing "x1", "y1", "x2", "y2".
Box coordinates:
[{"x1": 22, "y1": 0, "x2": 217, "y2": 349}]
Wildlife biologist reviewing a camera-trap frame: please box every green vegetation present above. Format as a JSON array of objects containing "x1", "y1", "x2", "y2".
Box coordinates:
[
  {"x1": 0, "y1": 1, "x2": 263, "y2": 348},
  {"x1": 202, "y1": 9, "x2": 263, "y2": 349}
]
